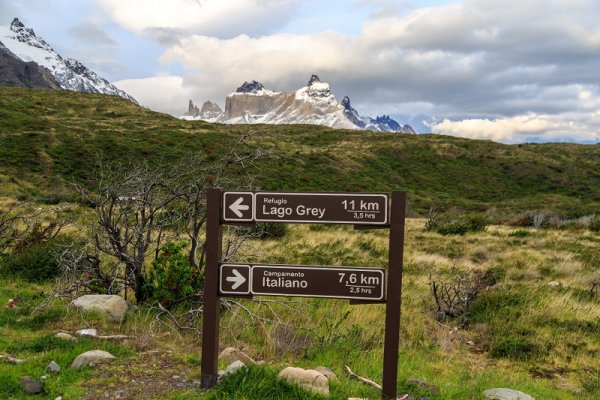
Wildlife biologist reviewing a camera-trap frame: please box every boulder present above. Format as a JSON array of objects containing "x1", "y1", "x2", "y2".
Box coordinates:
[
  {"x1": 21, "y1": 376, "x2": 45, "y2": 394},
  {"x1": 55, "y1": 332, "x2": 77, "y2": 341},
  {"x1": 46, "y1": 360, "x2": 61, "y2": 374},
  {"x1": 314, "y1": 366, "x2": 337, "y2": 381},
  {"x1": 218, "y1": 347, "x2": 255, "y2": 365},
  {"x1": 223, "y1": 360, "x2": 245, "y2": 376},
  {"x1": 278, "y1": 367, "x2": 329, "y2": 396},
  {"x1": 71, "y1": 350, "x2": 116, "y2": 369},
  {"x1": 483, "y1": 388, "x2": 535, "y2": 400},
  {"x1": 72, "y1": 295, "x2": 128, "y2": 322}
]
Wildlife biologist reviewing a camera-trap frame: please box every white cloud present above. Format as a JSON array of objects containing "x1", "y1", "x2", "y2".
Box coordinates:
[
  {"x1": 430, "y1": 113, "x2": 600, "y2": 143},
  {"x1": 100, "y1": 0, "x2": 600, "y2": 142},
  {"x1": 96, "y1": 0, "x2": 300, "y2": 39}
]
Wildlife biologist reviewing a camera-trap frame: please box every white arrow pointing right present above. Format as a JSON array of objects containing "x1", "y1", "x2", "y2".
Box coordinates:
[
  {"x1": 229, "y1": 196, "x2": 250, "y2": 218},
  {"x1": 226, "y1": 268, "x2": 246, "y2": 290}
]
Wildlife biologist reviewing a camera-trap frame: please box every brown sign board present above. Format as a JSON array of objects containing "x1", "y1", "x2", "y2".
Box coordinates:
[
  {"x1": 219, "y1": 263, "x2": 386, "y2": 301},
  {"x1": 222, "y1": 191, "x2": 388, "y2": 224}
]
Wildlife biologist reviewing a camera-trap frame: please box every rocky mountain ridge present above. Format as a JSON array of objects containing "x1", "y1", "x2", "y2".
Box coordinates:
[
  {"x1": 0, "y1": 40, "x2": 60, "y2": 88},
  {"x1": 0, "y1": 18, "x2": 137, "y2": 103},
  {"x1": 183, "y1": 75, "x2": 415, "y2": 133}
]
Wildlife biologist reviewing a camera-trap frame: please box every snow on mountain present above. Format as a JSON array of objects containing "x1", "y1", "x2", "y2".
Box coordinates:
[
  {"x1": 182, "y1": 74, "x2": 414, "y2": 133},
  {"x1": 0, "y1": 39, "x2": 60, "y2": 88},
  {"x1": 0, "y1": 18, "x2": 137, "y2": 104}
]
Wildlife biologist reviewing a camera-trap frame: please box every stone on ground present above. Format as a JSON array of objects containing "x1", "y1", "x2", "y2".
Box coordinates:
[
  {"x1": 314, "y1": 366, "x2": 337, "y2": 381},
  {"x1": 71, "y1": 350, "x2": 116, "y2": 369},
  {"x1": 483, "y1": 388, "x2": 535, "y2": 400},
  {"x1": 406, "y1": 376, "x2": 439, "y2": 394},
  {"x1": 46, "y1": 360, "x2": 60, "y2": 373},
  {"x1": 72, "y1": 294, "x2": 128, "y2": 322},
  {"x1": 55, "y1": 332, "x2": 77, "y2": 341},
  {"x1": 21, "y1": 376, "x2": 45, "y2": 394},
  {"x1": 223, "y1": 360, "x2": 245, "y2": 376},
  {"x1": 218, "y1": 347, "x2": 255, "y2": 365},
  {"x1": 76, "y1": 328, "x2": 98, "y2": 337},
  {"x1": 278, "y1": 367, "x2": 329, "y2": 396}
]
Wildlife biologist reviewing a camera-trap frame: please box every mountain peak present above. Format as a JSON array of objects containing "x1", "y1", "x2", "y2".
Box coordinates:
[
  {"x1": 2, "y1": 17, "x2": 138, "y2": 103},
  {"x1": 10, "y1": 18, "x2": 25, "y2": 30},
  {"x1": 236, "y1": 80, "x2": 265, "y2": 93},
  {"x1": 341, "y1": 96, "x2": 351, "y2": 110},
  {"x1": 307, "y1": 74, "x2": 321, "y2": 86}
]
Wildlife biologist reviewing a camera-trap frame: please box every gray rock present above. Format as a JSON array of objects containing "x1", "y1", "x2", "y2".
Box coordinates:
[
  {"x1": 46, "y1": 360, "x2": 61, "y2": 374},
  {"x1": 548, "y1": 281, "x2": 561, "y2": 287},
  {"x1": 218, "y1": 347, "x2": 255, "y2": 365},
  {"x1": 278, "y1": 367, "x2": 329, "y2": 396},
  {"x1": 223, "y1": 360, "x2": 245, "y2": 376},
  {"x1": 71, "y1": 350, "x2": 116, "y2": 369},
  {"x1": 21, "y1": 376, "x2": 45, "y2": 394},
  {"x1": 76, "y1": 328, "x2": 98, "y2": 337},
  {"x1": 55, "y1": 332, "x2": 77, "y2": 341},
  {"x1": 406, "y1": 376, "x2": 438, "y2": 394},
  {"x1": 314, "y1": 366, "x2": 337, "y2": 381},
  {"x1": 483, "y1": 388, "x2": 535, "y2": 400},
  {"x1": 72, "y1": 295, "x2": 128, "y2": 322}
]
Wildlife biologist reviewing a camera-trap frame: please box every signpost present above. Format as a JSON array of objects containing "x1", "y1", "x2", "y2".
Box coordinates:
[{"x1": 203, "y1": 189, "x2": 406, "y2": 400}]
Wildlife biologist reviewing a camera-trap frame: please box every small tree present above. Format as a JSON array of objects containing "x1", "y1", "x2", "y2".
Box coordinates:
[
  {"x1": 168, "y1": 134, "x2": 267, "y2": 272},
  {"x1": 76, "y1": 162, "x2": 179, "y2": 302},
  {"x1": 73, "y1": 133, "x2": 269, "y2": 303}
]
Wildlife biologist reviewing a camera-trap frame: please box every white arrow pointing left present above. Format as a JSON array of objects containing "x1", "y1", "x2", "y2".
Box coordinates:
[
  {"x1": 229, "y1": 196, "x2": 250, "y2": 218},
  {"x1": 226, "y1": 268, "x2": 246, "y2": 290}
]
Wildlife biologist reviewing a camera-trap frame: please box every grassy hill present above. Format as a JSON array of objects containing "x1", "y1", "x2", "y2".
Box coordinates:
[
  {"x1": 1, "y1": 87, "x2": 599, "y2": 216},
  {"x1": 1, "y1": 88, "x2": 599, "y2": 399}
]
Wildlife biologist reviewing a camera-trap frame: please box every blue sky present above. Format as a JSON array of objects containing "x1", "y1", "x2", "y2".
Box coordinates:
[{"x1": 1, "y1": 0, "x2": 599, "y2": 143}]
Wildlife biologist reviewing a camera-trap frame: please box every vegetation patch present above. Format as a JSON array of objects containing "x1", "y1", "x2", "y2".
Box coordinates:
[{"x1": 425, "y1": 209, "x2": 488, "y2": 235}]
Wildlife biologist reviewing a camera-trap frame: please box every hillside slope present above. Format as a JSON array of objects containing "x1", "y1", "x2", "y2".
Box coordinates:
[{"x1": 0, "y1": 87, "x2": 599, "y2": 215}]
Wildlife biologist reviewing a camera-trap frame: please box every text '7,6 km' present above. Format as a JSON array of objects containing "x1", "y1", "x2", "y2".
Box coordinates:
[{"x1": 222, "y1": 192, "x2": 388, "y2": 225}]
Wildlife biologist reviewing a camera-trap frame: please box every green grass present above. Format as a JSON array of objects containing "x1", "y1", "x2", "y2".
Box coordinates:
[
  {"x1": 0, "y1": 87, "x2": 599, "y2": 216},
  {"x1": 0, "y1": 88, "x2": 599, "y2": 398}
]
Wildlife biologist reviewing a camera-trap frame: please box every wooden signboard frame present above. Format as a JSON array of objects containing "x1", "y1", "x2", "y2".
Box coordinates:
[{"x1": 201, "y1": 189, "x2": 406, "y2": 399}]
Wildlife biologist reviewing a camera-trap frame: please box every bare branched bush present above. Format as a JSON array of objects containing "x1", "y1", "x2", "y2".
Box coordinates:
[
  {"x1": 64, "y1": 132, "x2": 271, "y2": 304},
  {"x1": 429, "y1": 268, "x2": 489, "y2": 325},
  {"x1": 0, "y1": 201, "x2": 27, "y2": 253}
]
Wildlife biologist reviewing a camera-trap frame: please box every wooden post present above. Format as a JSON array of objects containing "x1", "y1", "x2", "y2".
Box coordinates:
[
  {"x1": 200, "y1": 188, "x2": 223, "y2": 388},
  {"x1": 382, "y1": 191, "x2": 406, "y2": 399}
]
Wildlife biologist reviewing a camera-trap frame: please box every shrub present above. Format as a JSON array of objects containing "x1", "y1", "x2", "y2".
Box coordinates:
[
  {"x1": 252, "y1": 222, "x2": 288, "y2": 239},
  {"x1": 590, "y1": 215, "x2": 600, "y2": 232},
  {"x1": 509, "y1": 229, "x2": 531, "y2": 237},
  {"x1": 426, "y1": 209, "x2": 488, "y2": 235},
  {"x1": 429, "y1": 267, "x2": 490, "y2": 324},
  {"x1": 143, "y1": 242, "x2": 203, "y2": 308},
  {"x1": 1, "y1": 236, "x2": 72, "y2": 282},
  {"x1": 491, "y1": 336, "x2": 542, "y2": 360},
  {"x1": 509, "y1": 210, "x2": 552, "y2": 229}
]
